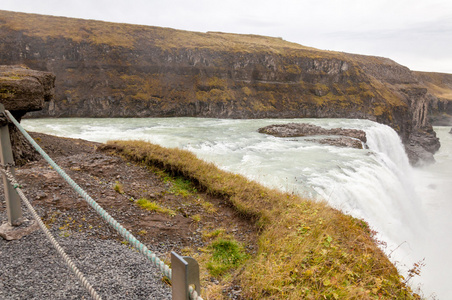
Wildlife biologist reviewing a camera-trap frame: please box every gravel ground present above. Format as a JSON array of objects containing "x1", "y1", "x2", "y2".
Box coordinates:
[
  {"x1": 0, "y1": 210, "x2": 172, "y2": 300},
  {"x1": 0, "y1": 132, "x2": 258, "y2": 299}
]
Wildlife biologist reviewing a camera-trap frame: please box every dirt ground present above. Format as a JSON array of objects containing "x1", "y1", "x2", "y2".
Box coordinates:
[{"x1": 2, "y1": 132, "x2": 258, "y2": 297}]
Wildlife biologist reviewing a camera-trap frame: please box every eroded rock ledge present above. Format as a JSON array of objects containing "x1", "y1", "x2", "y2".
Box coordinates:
[
  {"x1": 0, "y1": 65, "x2": 55, "y2": 165},
  {"x1": 258, "y1": 123, "x2": 366, "y2": 149}
]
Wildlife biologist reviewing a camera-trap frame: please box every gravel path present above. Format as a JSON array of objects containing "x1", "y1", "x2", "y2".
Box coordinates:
[{"x1": 0, "y1": 210, "x2": 172, "y2": 300}]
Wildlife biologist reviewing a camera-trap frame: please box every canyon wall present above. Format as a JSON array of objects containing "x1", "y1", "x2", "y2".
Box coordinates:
[
  {"x1": 413, "y1": 71, "x2": 452, "y2": 126},
  {"x1": 0, "y1": 10, "x2": 445, "y2": 164}
]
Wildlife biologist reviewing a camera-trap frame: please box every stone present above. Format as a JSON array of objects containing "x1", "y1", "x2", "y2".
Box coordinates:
[
  {"x1": 258, "y1": 123, "x2": 367, "y2": 143},
  {"x1": 311, "y1": 137, "x2": 365, "y2": 149},
  {"x1": 0, "y1": 65, "x2": 56, "y2": 165},
  {"x1": 0, "y1": 219, "x2": 39, "y2": 240},
  {"x1": 0, "y1": 65, "x2": 55, "y2": 117}
]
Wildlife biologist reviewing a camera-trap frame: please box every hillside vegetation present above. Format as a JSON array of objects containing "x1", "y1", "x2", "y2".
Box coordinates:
[{"x1": 102, "y1": 140, "x2": 420, "y2": 299}]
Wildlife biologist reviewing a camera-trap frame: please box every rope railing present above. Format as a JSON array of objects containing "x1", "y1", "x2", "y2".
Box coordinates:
[
  {"x1": 2, "y1": 109, "x2": 204, "y2": 300},
  {"x1": 0, "y1": 166, "x2": 102, "y2": 300}
]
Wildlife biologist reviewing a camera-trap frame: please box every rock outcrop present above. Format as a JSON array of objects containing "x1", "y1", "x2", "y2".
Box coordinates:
[
  {"x1": 258, "y1": 123, "x2": 366, "y2": 149},
  {"x1": 0, "y1": 10, "x2": 443, "y2": 164},
  {"x1": 413, "y1": 71, "x2": 452, "y2": 126},
  {"x1": 0, "y1": 65, "x2": 55, "y2": 165},
  {"x1": 314, "y1": 137, "x2": 364, "y2": 149},
  {"x1": 258, "y1": 123, "x2": 367, "y2": 149},
  {"x1": 259, "y1": 123, "x2": 366, "y2": 141}
]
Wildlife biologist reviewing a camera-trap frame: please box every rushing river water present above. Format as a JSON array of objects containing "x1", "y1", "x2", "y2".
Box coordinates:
[{"x1": 22, "y1": 118, "x2": 452, "y2": 299}]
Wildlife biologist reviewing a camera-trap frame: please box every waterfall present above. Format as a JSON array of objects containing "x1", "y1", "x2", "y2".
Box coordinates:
[
  {"x1": 311, "y1": 122, "x2": 425, "y2": 259},
  {"x1": 364, "y1": 124, "x2": 425, "y2": 237}
]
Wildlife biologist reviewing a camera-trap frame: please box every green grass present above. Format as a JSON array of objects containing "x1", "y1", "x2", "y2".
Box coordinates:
[
  {"x1": 136, "y1": 198, "x2": 176, "y2": 216},
  {"x1": 169, "y1": 177, "x2": 197, "y2": 197},
  {"x1": 207, "y1": 238, "x2": 248, "y2": 277},
  {"x1": 113, "y1": 181, "x2": 124, "y2": 194}
]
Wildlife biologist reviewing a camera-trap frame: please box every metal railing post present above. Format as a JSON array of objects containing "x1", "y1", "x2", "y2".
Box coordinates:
[
  {"x1": 0, "y1": 104, "x2": 22, "y2": 225},
  {"x1": 171, "y1": 251, "x2": 201, "y2": 300}
]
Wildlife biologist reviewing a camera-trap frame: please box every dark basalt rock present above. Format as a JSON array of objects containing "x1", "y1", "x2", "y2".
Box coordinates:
[
  {"x1": 0, "y1": 65, "x2": 55, "y2": 165},
  {"x1": 314, "y1": 137, "x2": 365, "y2": 149},
  {"x1": 259, "y1": 123, "x2": 366, "y2": 141},
  {"x1": 259, "y1": 123, "x2": 366, "y2": 149}
]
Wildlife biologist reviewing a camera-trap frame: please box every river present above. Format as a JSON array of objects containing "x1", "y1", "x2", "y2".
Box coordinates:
[{"x1": 22, "y1": 118, "x2": 451, "y2": 299}]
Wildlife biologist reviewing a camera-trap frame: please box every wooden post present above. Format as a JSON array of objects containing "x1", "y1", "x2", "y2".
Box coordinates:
[{"x1": 0, "y1": 104, "x2": 22, "y2": 225}]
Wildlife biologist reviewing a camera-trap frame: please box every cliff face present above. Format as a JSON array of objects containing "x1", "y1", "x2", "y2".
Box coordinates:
[
  {"x1": 0, "y1": 10, "x2": 443, "y2": 164},
  {"x1": 413, "y1": 71, "x2": 452, "y2": 126}
]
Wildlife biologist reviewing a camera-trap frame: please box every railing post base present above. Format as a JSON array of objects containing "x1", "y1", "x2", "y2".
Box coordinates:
[{"x1": 0, "y1": 218, "x2": 39, "y2": 240}]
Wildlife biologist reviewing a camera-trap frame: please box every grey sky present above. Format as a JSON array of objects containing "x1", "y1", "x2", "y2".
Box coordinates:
[{"x1": 2, "y1": 0, "x2": 452, "y2": 73}]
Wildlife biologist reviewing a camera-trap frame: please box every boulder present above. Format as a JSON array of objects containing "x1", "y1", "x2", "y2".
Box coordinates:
[
  {"x1": 0, "y1": 65, "x2": 55, "y2": 118},
  {"x1": 0, "y1": 65, "x2": 55, "y2": 165}
]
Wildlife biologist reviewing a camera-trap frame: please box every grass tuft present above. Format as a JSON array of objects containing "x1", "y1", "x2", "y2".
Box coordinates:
[
  {"x1": 113, "y1": 181, "x2": 124, "y2": 194},
  {"x1": 136, "y1": 198, "x2": 176, "y2": 217},
  {"x1": 207, "y1": 238, "x2": 248, "y2": 277}
]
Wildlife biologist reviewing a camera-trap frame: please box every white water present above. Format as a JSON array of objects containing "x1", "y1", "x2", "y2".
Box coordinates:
[{"x1": 22, "y1": 118, "x2": 452, "y2": 299}]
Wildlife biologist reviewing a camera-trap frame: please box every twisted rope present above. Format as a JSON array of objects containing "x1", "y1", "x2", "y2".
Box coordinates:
[
  {"x1": 0, "y1": 166, "x2": 102, "y2": 300},
  {"x1": 6, "y1": 111, "x2": 205, "y2": 300},
  {"x1": 4, "y1": 110, "x2": 173, "y2": 279},
  {"x1": 190, "y1": 286, "x2": 204, "y2": 300}
]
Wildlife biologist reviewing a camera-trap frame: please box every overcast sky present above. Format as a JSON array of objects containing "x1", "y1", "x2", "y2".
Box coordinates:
[{"x1": 2, "y1": 0, "x2": 452, "y2": 73}]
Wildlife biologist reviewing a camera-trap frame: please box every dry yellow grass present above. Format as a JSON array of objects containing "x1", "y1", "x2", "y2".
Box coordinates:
[
  {"x1": 415, "y1": 72, "x2": 452, "y2": 101},
  {"x1": 102, "y1": 140, "x2": 420, "y2": 299}
]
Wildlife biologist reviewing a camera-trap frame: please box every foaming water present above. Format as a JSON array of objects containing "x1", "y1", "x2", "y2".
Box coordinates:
[{"x1": 22, "y1": 118, "x2": 451, "y2": 298}]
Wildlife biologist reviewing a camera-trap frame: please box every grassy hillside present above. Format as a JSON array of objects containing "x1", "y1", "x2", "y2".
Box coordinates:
[
  {"x1": 414, "y1": 71, "x2": 452, "y2": 101},
  {"x1": 102, "y1": 140, "x2": 420, "y2": 299},
  {"x1": 0, "y1": 10, "x2": 320, "y2": 53}
]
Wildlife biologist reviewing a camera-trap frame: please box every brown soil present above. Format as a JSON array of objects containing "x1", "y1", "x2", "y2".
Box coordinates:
[{"x1": 6, "y1": 132, "x2": 258, "y2": 296}]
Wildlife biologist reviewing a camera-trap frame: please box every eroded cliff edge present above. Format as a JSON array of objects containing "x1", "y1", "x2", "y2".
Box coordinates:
[
  {"x1": 0, "y1": 10, "x2": 443, "y2": 164},
  {"x1": 0, "y1": 65, "x2": 55, "y2": 165}
]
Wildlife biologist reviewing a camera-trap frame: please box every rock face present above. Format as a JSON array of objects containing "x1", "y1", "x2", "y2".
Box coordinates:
[
  {"x1": 258, "y1": 123, "x2": 366, "y2": 149},
  {"x1": 0, "y1": 10, "x2": 442, "y2": 164},
  {"x1": 0, "y1": 65, "x2": 56, "y2": 165},
  {"x1": 414, "y1": 71, "x2": 452, "y2": 126}
]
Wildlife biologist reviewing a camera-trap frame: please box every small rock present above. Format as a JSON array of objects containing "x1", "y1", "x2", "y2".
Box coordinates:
[{"x1": 35, "y1": 191, "x2": 47, "y2": 200}]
